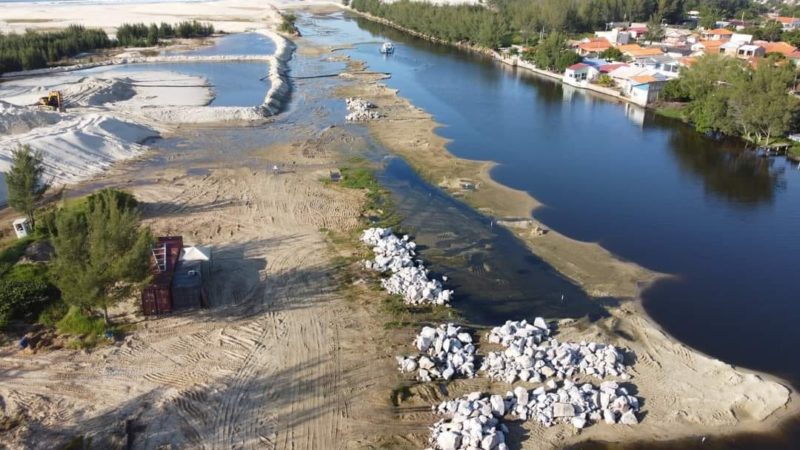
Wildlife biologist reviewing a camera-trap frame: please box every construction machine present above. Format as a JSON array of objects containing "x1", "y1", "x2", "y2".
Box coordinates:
[{"x1": 37, "y1": 91, "x2": 64, "y2": 112}]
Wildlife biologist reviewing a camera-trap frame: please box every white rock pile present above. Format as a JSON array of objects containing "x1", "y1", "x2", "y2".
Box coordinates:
[
  {"x1": 428, "y1": 392, "x2": 509, "y2": 450},
  {"x1": 504, "y1": 380, "x2": 640, "y2": 429},
  {"x1": 345, "y1": 97, "x2": 381, "y2": 121},
  {"x1": 481, "y1": 319, "x2": 629, "y2": 383},
  {"x1": 396, "y1": 324, "x2": 477, "y2": 382},
  {"x1": 361, "y1": 228, "x2": 453, "y2": 306}
]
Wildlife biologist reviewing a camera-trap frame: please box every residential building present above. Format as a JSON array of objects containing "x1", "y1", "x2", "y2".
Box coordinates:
[
  {"x1": 631, "y1": 55, "x2": 681, "y2": 77},
  {"x1": 595, "y1": 28, "x2": 630, "y2": 46},
  {"x1": 720, "y1": 41, "x2": 741, "y2": 56},
  {"x1": 737, "y1": 44, "x2": 765, "y2": 59},
  {"x1": 618, "y1": 44, "x2": 664, "y2": 60},
  {"x1": 730, "y1": 33, "x2": 753, "y2": 45},
  {"x1": 761, "y1": 41, "x2": 798, "y2": 57},
  {"x1": 627, "y1": 75, "x2": 669, "y2": 106},
  {"x1": 701, "y1": 28, "x2": 734, "y2": 41},
  {"x1": 577, "y1": 38, "x2": 612, "y2": 56},
  {"x1": 777, "y1": 17, "x2": 800, "y2": 31},
  {"x1": 563, "y1": 63, "x2": 600, "y2": 86},
  {"x1": 627, "y1": 26, "x2": 648, "y2": 40},
  {"x1": 691, "y1": 40, "x2": 723, "y2": 55}
]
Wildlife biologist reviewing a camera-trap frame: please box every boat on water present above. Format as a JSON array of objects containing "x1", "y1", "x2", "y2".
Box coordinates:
[{"x1": 380, "y1": 42, "x2": 395, "y2": 54}]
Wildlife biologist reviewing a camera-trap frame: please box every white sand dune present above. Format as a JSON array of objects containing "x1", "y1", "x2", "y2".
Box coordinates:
[{"x1": 0, "y1": 112, "x2": 157, "y2": 185}]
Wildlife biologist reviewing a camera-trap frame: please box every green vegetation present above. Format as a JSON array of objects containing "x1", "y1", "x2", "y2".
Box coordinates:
[
  {"x1": 55, "y1": 306, "x2": 110, "y2": 348},
  {"x1": 116, "y1": 20, "x2": 215, "y2": 47},
  {"x1": 522, "y1": 32, "x2": 582, "y2": 72},
  {"x1": 50, "y1": 189, "x2": 153, "y2": 323},
  {"x1": 0, "y1": 275, "x2": 57, "y2": 330},
  {"x1": 599, "y1": 46, "x2": 624, "y2": 62},
  {"x1": 0, "y1": 25, "x2": 112, "y2": 73},
  {"x1": 339, "y1": 167, "x2": 380, "y2": 190},
  {"x1": 5, "y1": 145, "x2": 49, "y2": 229},
  {"x1": 0, "y1": 237, "x2": 33, "y2": 277},
  {"x1": 665, "y1": 54, "x2": 799, "y2": 144},
  {"x1": 350, "y1": 0, "x2": 758, "y2": 49},
  {"x1": 278, "y1": 13, "x2": 298, "y2": 34},
  {"x1": 790, "y1": 144, "x2": 800, "y2": 159},
  {"x1": 655, "y1": 104, "x2": 687, "y2": 120}
]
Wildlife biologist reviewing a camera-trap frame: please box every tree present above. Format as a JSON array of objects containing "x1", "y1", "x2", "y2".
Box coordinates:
[
  {"x1": 644, "y1": 13, "x2": 665, "y2": 42},
  {"x1": 600, "y1": 46, "x2": 624, "y2": 61},
  {"x1": 146, "y1": 24, "x2": 159, "y2": 46},
  {"x1": 759, "y1": 20, "x2": 783, "y2": 43},
  {"x1": 50, "y1": 189, "x2": 153, "y2": 323},
  {"x1": 729, "y1": 60, "x2": 798, "y2": 144},
  {"x1": 5, "y1": 145, "x2": 49, "y2": 229}
]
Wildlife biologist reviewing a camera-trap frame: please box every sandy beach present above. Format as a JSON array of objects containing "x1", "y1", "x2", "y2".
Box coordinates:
[{"x1": 1, "y1": 1, "x2": 798, "y2": 449}]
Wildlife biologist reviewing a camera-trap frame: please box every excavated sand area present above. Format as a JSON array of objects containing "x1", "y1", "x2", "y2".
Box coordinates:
[{"x1": 0, "y1": 129, "x2": 404, "y2": 449}]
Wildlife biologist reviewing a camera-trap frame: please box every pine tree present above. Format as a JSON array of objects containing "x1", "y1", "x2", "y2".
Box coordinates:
[
  {"x1": 51, "y1": 189, "x2": 153, "y2": 323},
  {"x1": 5, "y1": 145, "x2": 49, "y2": 229}
]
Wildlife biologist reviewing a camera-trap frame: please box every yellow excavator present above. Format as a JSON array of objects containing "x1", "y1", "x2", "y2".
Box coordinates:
[{"x1": 37, "y1": 91, "x2": 64, "y2": 112}]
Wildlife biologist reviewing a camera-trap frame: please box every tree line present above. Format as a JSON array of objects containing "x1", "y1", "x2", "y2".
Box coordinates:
[
  {"x1": 0, "y1": 20, "x2": 215, "y2": 74},
  {"x1": 662, "y1": 54, "x2": 798, "y2": 144},
  {"x1": 0, "y1": 25, "x2": 112, "y2": 73},
  {"x1": 349, "y1": 0, "x2": 760, "y2": 48},
  {"x1": 116, "y1": 20, "x2": 215, "y2": 47}
]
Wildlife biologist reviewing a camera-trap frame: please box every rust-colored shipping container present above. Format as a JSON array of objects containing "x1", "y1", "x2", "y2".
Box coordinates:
[
  {"x1": 141, "y1": 236, "x2": 183, "y2": 316},
  {"x1": 141, "y1": 273, "x2": 173, "y2": 316}
]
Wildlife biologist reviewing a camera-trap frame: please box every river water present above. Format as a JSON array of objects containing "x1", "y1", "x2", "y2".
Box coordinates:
[{"x1": 294, "y1": 11, "x2": 800, "y2": 449}]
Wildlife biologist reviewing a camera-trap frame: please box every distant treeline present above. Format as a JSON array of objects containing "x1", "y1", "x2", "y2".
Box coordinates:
[
  {"x1": 349, "y1": 0, "x2": 762, "y2": 48},
  {"x1": 0, "y1": 21, "x2": 215, "y2": 74},
  {"x1": 116, "y1": 20, "x2": 215, "y2": 47},
  {"x1": 0, "y1": 25, "x2": 112, "y2": 73}
]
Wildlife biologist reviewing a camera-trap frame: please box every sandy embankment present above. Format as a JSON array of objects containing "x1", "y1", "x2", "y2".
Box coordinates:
[{"x1": 334, "y1": 64, "x2": 799, "y2": 446}]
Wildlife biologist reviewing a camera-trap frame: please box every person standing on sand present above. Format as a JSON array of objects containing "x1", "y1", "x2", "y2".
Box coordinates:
[{"x1": 272, "y1": 164, "x2": 279, "y2": 175}]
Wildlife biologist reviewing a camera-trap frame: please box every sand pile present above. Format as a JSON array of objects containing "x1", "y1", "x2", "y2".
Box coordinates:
[
  {"x1": 396, "y1": 323, "x2": 477, "y2": 381},
  {"x1": 59, "y1": 76, "x2": 137, "y2": 107},
  {"x1": 0, "y1": 112, "x2": 156, "y2": 184},
  {"x1": 0, "y1": 101, "x2": 62, "y2": 134}
]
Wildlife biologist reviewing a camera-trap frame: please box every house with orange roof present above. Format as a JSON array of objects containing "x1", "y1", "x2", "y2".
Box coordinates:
[
  {"x1": 617, "y1": 44, "x2": 664, "y2": 60},
  {"x1": 576, "y1": 37, "x2": 612, "y2": 56},
  {"x1": 776, "y1": 17, "x2": 800, "y2": 31},
  {"x1": 762, "y1": 41, "x2": 798, "y2": 57},
  {"x1": 691, "y1": 40, "x2": 723, "y2": 55},
  {"x1": 701, "y1": 28, "x2": 734, "y2": 41}
]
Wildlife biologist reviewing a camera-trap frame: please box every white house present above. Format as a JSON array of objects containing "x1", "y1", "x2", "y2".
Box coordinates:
[
  {"x1": 595, "y1": 28, "x2": 631, "y2": 46},
  {"x1": 626, "y1": 75, "x2": 669, "y2": 106},
  {"x1": 563, "y1": 63, "x2": 600, "y2": 87},
  {"x1": 631, "y1": 55, "x2": 681, "y2": 78}
]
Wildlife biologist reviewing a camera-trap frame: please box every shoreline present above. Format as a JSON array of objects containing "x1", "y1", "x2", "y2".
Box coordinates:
[{"x1": 325, "y1": 18, "x2": 800, "y2": 448}]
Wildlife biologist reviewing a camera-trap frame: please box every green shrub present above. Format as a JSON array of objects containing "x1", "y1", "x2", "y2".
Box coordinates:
[
  {"x1": 56, "y1": 306, "x2": 107, "y2": 337},
  {"x1": 38, "y1": 301, "x2": 68, "y2": 327},
  {"x1": 0, "y1": 237, "x2": 32, "y2": 277},
  {"x1": 339, "y1": 167, "x2": 379, "y2": 190},
  {"x1": 0, "y1": 277, "x2": 57, "y2": 329}
]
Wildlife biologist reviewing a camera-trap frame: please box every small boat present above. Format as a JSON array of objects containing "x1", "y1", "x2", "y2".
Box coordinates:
[{"x1": 380, "y1": 42, "x2": 395, "y2": 54}]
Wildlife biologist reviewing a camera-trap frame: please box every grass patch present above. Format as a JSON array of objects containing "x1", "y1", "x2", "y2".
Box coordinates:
[
  {"x1": 339, "y1": 167, "x2": 380, "y2": 189},
  {"x1": 655, "y1": 104, "x2": 687, "y2": 120},
  {"x1": 0, "y1": 237, "x2": 33, "y2": 277},
  {"x1": 56, "y1": 306, "x2": 113, "y2": 348},
  {"x1": 789, "y1": 144, "x2": 800, "y2": 158}
]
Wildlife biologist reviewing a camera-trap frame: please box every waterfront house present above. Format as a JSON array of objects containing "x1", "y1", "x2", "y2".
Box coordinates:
[
  {"x1": 595, "y1": 28, "x2": 630, "y2": 46},
  {"x1": 737, "y1": 44, "x2": 765, "y2": 59},
  {"x1": 577, "y1": 38, "x2": 612, "y2": 56},
  {"x1": 563, "y1": 63, "x2": 600, "y2": 86},
  {"x1": 777, "y1": 17, "x2": 800, "y2": 31},
  {"x1": 701, "y1": 28, "x2": 733, "y2": 41},
  {"x1": 626, "y1": 75, "x2": 669, "y2": 106}
]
